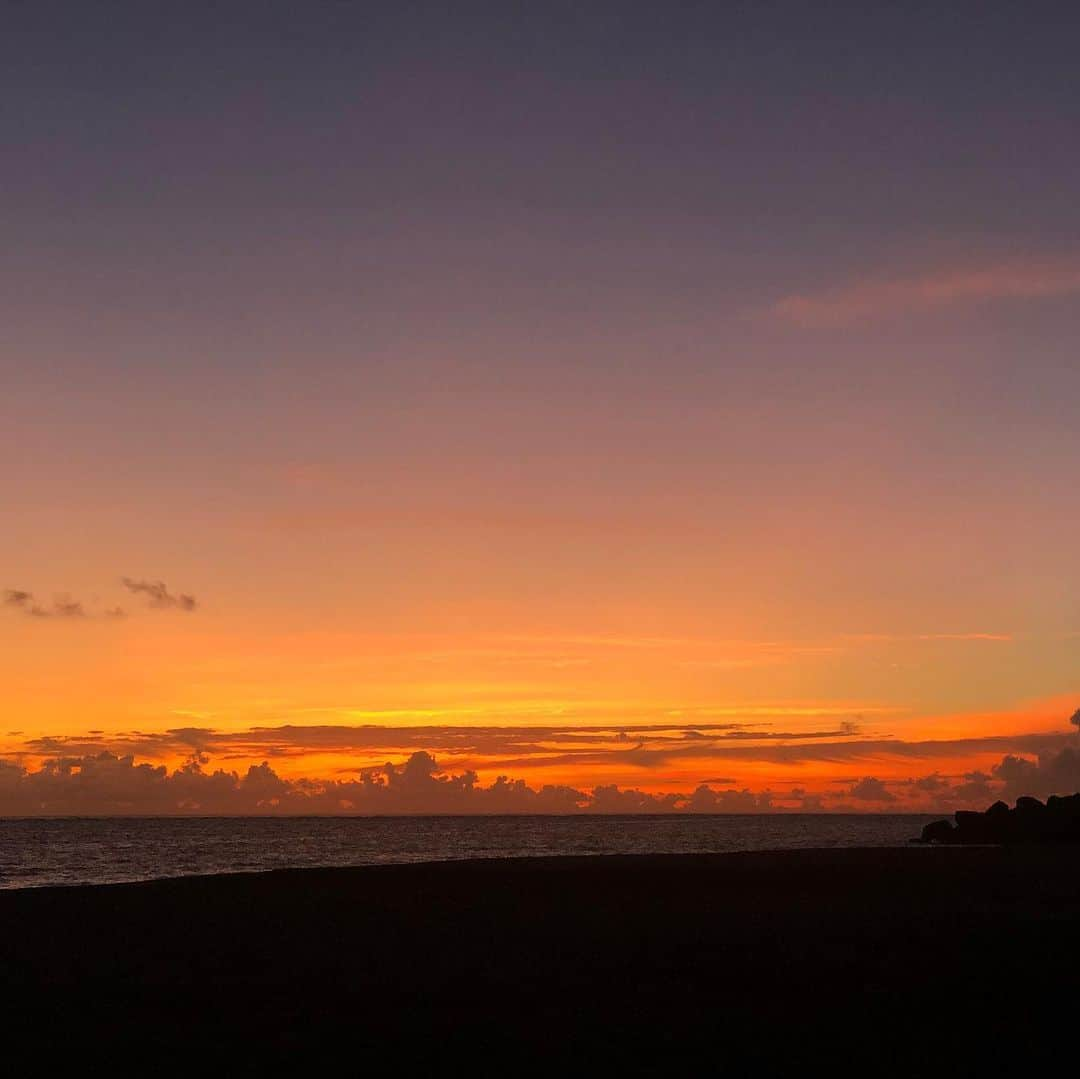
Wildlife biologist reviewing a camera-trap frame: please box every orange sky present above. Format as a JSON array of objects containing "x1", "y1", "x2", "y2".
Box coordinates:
[
  {"x1": 1, "y1": 592, "x2": 1077, "y2": 812},
  {"x1": 3, "y1": 4, "x2": 1079, "y2": 814}
]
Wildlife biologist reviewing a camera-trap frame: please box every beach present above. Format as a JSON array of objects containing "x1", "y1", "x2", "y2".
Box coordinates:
[{"x1": 4, "y1": 846, "x2": 1078, "y2": 1066}]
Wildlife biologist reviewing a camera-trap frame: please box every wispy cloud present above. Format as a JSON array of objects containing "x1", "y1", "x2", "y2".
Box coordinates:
[
  {"x1": 914, "y1": 633, "x2": 1012, "y2": 642},
  {"x1": 18, "y1": 720, "x2": 860, "y2": 766},
  {"x1": 30, "y1": 717, "x2": 1074, "y2": 772},
  {"x1": 3, "y1": 589, "x2": 86, "y2": 619},
  {"x1": 120, "y1": 578, "x2": 197, "y2": 612},
  {"x1": 775, "y1": 258, "x2": 1080, "y2": 327},
  {"x1": 5, "y1": 579, "x2": 197, "y2": 620},
  {"x1": 845, "y1": 632, "x2": 1013, "y2": 644}
]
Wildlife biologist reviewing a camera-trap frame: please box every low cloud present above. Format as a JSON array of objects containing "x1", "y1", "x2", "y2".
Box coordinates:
[
  {"x1": 992, "y1": 747, "x2": 1080, "y2": 802},
  {"x1": 5, "y1": 707, "x2": 1077, "y2": 816},
  {"x1": 847, "y1": 777, "x2": 896, "y2": 803},
  {"x1": 0, "y1": 750, "x2": 732, "y2": 816},
  {"x1": 950, "y1": 770, "x2": 996, "y2": 804},
  {"x1": 900, "y1": 712, "x2": 1080, "y2": 810},
  {"x1": 589, "y1": 784, "x2": 684, "y2": 813},
  {"x1": 0, "y1": 746, "x2": 799, "y2": 816},
  {"x1": 911, "y1": 772, "x2": 947, "y2": 794},
  {"x1": 121, "y1": 578, "x2": 197, "y2": 611},
  {"x1": 686, "y1": 784, "x2": 770, "y2": 812}
]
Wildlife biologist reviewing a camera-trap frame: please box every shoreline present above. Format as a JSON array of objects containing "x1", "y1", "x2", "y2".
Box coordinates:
[
  {"x1": 2, "y1": 841, "x2": 952, "y2": 892},
  {"x1": 0, "y1": 813, "x2": 941, "y2": 890}
]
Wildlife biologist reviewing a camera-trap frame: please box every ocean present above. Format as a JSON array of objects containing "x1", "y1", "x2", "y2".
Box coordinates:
[{"x1": 0, "y1": 814, "x2": 939, "y2": 889}]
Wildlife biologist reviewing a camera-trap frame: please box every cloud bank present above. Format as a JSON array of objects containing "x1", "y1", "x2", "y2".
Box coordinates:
[
  {"x1": 0, "y1": 750, "x2": 651, "y2": 816},
  {"x1": 1, "y1": 708, "x2": 1077, "y2": 816}
]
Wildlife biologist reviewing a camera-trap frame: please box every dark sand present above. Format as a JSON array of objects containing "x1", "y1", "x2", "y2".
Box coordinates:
[{"x1": 4, "y1": 847, "x2": 1078, "y2": 1067}]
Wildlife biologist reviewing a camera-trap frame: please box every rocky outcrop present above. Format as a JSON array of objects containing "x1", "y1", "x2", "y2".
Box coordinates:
[{"x1": 917, "y1": 793, "x2": 1080, "y2": 844}]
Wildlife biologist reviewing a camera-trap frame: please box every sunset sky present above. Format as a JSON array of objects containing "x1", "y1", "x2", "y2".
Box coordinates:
[{"x1": 2, "y1": 2, "x2": 1078, "y2": 813}]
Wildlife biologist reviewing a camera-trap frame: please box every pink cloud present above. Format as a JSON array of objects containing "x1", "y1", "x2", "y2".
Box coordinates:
[{"x1": 775, "y1": 258, "x2": 1080, "y2": 327}]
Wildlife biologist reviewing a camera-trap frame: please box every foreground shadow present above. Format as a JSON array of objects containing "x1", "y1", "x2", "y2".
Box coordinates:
[{"x1": 2, "y1": 847, "x2": 1079, "y2": 1067}]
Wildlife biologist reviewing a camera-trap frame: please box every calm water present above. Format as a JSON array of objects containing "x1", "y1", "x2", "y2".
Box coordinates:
[{"x1": 0, "y1": 815, "x2": 938, "y2": 889}]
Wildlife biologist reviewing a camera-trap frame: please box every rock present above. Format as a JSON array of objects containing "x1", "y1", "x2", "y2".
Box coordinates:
[
  {"x1": 931, "y1": 792, "x2": 1080, "y2": 845},
  {"x1": 953, "y1": 810, "x2": 998, "y2": 843},
  {"x1": 920, "y1": 819, "x2": 955, "y2": 844}
]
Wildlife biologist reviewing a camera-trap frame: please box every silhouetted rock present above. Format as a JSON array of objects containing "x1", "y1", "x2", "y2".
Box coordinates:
[
  {"x1": 952, "y1": 810, "x2": 994, "y2": 843},
  {"x1": 917, "y1": 792, "x2": 1080, "y2": 845},
  {"x1": 921, "y1": 819, "x2": 955, "y2": 844}
]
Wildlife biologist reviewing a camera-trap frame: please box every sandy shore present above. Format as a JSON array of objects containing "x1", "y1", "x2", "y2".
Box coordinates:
[{"x1": 4, "y1": 846, "x2": 1078, "y2": 1065}]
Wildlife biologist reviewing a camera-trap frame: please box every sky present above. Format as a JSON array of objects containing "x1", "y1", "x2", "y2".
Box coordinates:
[{"x1": 2, "y1": 1, "x2": 1078, "y2": 814}]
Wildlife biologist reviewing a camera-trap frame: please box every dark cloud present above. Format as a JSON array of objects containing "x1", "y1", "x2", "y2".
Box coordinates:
[
  {"x1": 0, "y1": 750, "x2": 598, "y2": 816},
  {"x1": 589, "y1": 784, "x2": 683, "y2": 813},
  {"x1": 789, "y1": 788, "x2": 825, "y2": 811},
  {"x1": 5, "y1": 580, "x2": 196, "y2": 619},
  {"x1": 686, "y1": 785, "x2": 767, "y2": 812},
  {"x1": 992, "y1": 746, "x2": 1080, "y2": 802},
  {"x1": 121, "y1": 578, "x2": 197, "y2": 611},
  {"x1": 18, "y1": 721, "x2": 858, "y2": 766},
  {"x1": 478, "y1": 730, "x2": 1074, "y2": 773},
  {"x1": 478, "y1": 728, "x2": 883, "y2": 773},
  {"x1": 8, "y1": 708, "x2": 1078, "y2": 815},
  {"x1": 4, "y1": 588, "x2": 125, "y2": 620},
  {"x1": 900, "y1": 708, "x2": 1080, "y2": 809},
  {"x1": 0, "y1": 749, "x2": 802, "y2": 816},
  {"x1": 911, "y1": 772, "x2": 947, "y2": 793},
  {"x1": 19, "y1": 720, "x2": 1080, "y2": 780},
  {"x1": 3, "y1": 590, "x2": 87, "y2": 618},
  {"x1": 847, "y1": 777, "x2": 896, "y2": 803},
  {"x1": 951, "y1": 770, "x2": 995, "y2": 804}
]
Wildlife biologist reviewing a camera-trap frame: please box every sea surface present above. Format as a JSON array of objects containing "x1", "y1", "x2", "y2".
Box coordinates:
[{"x1": 0, "y1": 814, "x2": 939, "y2": 889}]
